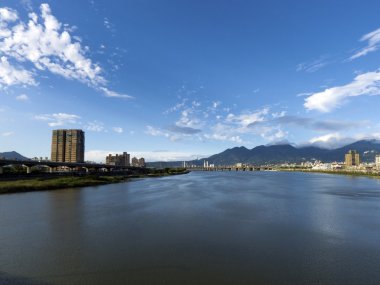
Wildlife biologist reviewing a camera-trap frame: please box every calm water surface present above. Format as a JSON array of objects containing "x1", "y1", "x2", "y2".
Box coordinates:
[{"x1": 1, "y1": 171, "x2": 380, "y2": 284}]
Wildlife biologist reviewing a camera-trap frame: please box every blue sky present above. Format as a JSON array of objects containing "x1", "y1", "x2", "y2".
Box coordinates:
[{"x1": 1, "y1": 0, "x2": 380, "y2": 162}]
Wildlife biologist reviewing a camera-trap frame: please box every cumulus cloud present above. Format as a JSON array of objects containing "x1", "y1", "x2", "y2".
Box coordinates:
[
  {"x1": 350, "y1": 27, "x2": 380, "y2": 60},
  {"x1": 0, "y1": 3, "x2": 129, "y2": 98},
  {"x1": 16, "y1": 94, "x2": 29, "y2": 101},
  {"x1": 0, "y1": 56, "x2": 36, "y2": 87},
  {"x1": 34, "y1": 112, "x2": 80, "y2": 127},
  {"x1": 304, "y1": 71, "x2": 380, "y2": 112}
]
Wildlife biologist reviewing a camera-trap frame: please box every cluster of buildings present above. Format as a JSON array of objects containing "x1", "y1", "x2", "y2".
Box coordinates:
[
  {"x1": 50, "y1": 129, "x2": 145, "y2": 167},
  {"x1": 311, "y1": 150, "x2": 380, "y2": 172},
  {"x1": 106, "y1": 152, "x2": 145, "y2": 167}
]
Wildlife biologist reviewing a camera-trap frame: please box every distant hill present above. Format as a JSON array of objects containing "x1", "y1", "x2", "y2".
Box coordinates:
[
  {"x1": 146, "y1": 140, "x2": 380, "y2": 167},
  {"x1": 0, "y1": 151, "x2": 30, "y2": 160}
]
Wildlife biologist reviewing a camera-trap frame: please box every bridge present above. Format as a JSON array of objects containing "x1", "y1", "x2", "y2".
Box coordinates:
[
  {"x1": 0, "y1": 159, "x2": 135, "y2": 174},
  {"x1": 188, "y1": 166, "x2": 274, "y2": 171}
]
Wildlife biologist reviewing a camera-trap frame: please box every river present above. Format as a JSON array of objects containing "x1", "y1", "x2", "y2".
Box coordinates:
[{"x1": 1, "y1": 171, "x2": 380, "y2": 284}]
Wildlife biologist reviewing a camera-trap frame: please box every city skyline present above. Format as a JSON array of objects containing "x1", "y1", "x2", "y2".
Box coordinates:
[{"x1": 1, "y1": 1, "x2": 380, "y2": 162}]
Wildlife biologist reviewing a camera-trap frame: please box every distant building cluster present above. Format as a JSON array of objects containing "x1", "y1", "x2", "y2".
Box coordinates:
[
  {"x1": 51, "y1": 129, "x2": 85, "y2": 163},
  {"x1": 106, "y1": 152, "x2": 130, "y2": 167},
  {"x1": 131, "y1": 157, "x2": 146, "y2": 167},
  {"x1": 105, "y1": 152, "x2": 146, "y2": 168}
]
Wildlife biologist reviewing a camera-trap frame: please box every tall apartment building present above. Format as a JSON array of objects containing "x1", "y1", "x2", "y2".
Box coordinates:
[
  {"x1": 106, "y1": 152, "x2": 130, "y2": 167},
  {"x1": 51, "y1": 129, "x2": 85, "y2": 163},
  {"x1": 345, "y1": 150, "x2": 360, "y2": 166}
]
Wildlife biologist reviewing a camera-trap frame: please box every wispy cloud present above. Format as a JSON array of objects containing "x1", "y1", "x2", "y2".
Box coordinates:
[
  {"x1": 1, "y1": 131, "x2": 14, "y2": 137},
  {"x1": 350, "y1": 27, "x2": 380, "y2": 60},
  {"x1": 15, "y1": 94, "x2": 29, "y2": 101},
  {"x1": 34, "y1": 113, "x2": 81, "y2": 127},
  {"x1": 166, "y1": 125, "x2": 202, "y2": 135},
  {"x1": 112, "y1": 127, "x2": 123, "y2": 133},
  {"x1": 85, "y1": 121, "x2": 105, "y2": 132},
  {"x1": 296, "y1": 56, "x2": 329, "y2": 73},
  {"x1": 99, "y1": 87, "x2": 133, "y2": 99},
  {"x1": 304, "y1": 70, "x2": 380, "y2": 112},
  {"x1": 0, "y1": 4, "x2": 129, "y2": 98}
]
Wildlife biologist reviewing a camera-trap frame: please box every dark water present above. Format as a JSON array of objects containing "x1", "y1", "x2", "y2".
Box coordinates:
[{"x1": 1, "y1": 171, "x2": 380, "y2": 285}]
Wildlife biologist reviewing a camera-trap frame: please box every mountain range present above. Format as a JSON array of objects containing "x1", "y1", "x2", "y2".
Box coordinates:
[
  {"x1": 147, "y1": 140, "x2": 380, "y2": 167},
  {"x1": 3, "y1": 140, "x2": 380, "y2": 167}
]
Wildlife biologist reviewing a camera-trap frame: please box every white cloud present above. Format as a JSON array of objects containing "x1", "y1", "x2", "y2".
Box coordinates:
[
  {"x1": 296, "y1": 57, "x2": 328, "y2": 73},
  {"x1": 304, "y1": 70, "x2": 380, "y2": 112},
  {"x1": 112, "y1": 127, "x2": 123, "y2": 133},
  {"x1": 99, "y1": 87, "x2": 133, "y2": 99},
  {"x1": 16, "y1": 94, "x2": 29, "y2": 101},
  {"x1": 1, "y1": 131, "x2": 14, "y2": 137},
  {"x1": 145, "y1": 125, "x2": 169, "y2": 137},
  {"x1": 0, "y1": 56, "x2": 36, "y2": 87},
  {"x1": 0, "y1": 8, "x2": 18, "y2": 25},
  {"x1": 0, "y1": 4, "x2": 129, "y2": 99},
  {"x1": 226, "y1": 108, "x2": 269, "y2": 127},
  {"x1": 34, "y1": 112, "x2": 80, "y2": 127},
  {"x1": 85, "y1": 121, "x2": 105, "y2": 132},
  {"x1": 350, "y1": 27, "x2": 380, "y2": 60},
  {"x1": 296, "y1": 92, "x2": 313, "y2": 97}
]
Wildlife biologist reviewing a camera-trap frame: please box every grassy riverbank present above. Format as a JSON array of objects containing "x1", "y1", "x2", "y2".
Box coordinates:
[{"x1": 0, "y1": 168, "x2": 189, "y2": 194}]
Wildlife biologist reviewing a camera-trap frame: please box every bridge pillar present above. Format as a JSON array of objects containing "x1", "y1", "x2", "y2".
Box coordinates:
[
  {"x1": 26, "y1": 166, "x2": 32, "y2": 174},
  {"x1": 49, "y1": 167, "x2": 53, "y2": 173},
  {"x1": 0, "y1": 166, "x2": 3, "y2": 174}
]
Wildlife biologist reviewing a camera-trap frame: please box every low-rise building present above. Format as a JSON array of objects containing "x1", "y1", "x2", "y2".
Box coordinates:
[{"x1": 131, "y1": 157, "x2": 146, "y2": 167}]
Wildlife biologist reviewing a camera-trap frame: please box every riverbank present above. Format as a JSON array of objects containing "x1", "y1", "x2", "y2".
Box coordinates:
[
  {"x1": 0, "y1": 169, "x2": 189, "y2": 194},
  {"x1": 276, "y1": 168, "x2": 380, "y2": 179}
]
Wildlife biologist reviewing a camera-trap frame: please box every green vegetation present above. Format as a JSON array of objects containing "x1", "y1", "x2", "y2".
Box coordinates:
[
  {"x1": 0, "y1": 168, "x2": 189, "y2": 194},
  {"x1": 0, "y1": 176, "x2": 128, "y2": 194}
]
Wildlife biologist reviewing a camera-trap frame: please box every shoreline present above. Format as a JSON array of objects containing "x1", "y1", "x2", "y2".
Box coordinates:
[
  {"x1": 275, "y1": 168, "x2": 380, "y2": 179},
  {"x1": 0, "y1": 169, "x2": 189, "y2": 195}
]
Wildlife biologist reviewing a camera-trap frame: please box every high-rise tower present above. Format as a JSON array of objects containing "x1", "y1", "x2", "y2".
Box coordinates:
[
  {"x1": 345, "y1": 150, "x2": 360, "y2": 166},
  {"x1": 51, "y1": 129, "x2": 85, "y2": 163}
]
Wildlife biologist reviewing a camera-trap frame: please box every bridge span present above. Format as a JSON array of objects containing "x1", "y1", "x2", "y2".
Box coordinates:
[{"x1": 0, "y1": 159, "x2": 137, "y2": 174}]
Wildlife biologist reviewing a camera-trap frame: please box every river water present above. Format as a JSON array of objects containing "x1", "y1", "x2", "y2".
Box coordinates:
[{"x1": 1, "y1": 171, "x2": 380, "y2": 284}]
